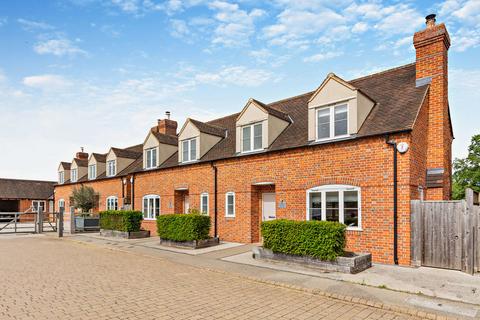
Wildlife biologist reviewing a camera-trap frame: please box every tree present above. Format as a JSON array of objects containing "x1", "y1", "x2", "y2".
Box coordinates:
[
  {"x1": 71, "y1": 185, "x2": 97, "y2": 213},
  {"x1": 452, "y1": 134, "x2": 480, "y2": 199}
]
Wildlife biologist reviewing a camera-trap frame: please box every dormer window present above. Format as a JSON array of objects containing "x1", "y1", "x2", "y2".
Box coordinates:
[
  {"x1": 71, "y1": 169, "x2": 78, "y2": 183},
  {"x1": 242, "y1": 123, "x2": 263, "y2": 153},
  {"x1": 107, "y1": 160, "x2": 116, "y2": 177},
  {"x1": 58, "y1": 172, "x2": 64, "y2": 184},
  {"x1": 88, "y1": 164, "x2": 96, "y2": 180},
  {"x1": 145, "y1": 147, "x2": 157, "y2": 169},
  {"x1": 316, "y1": 103, "x2": 348, "y2": 141},
  {"x1": 181, "y1": 138, "x2": 197, "y2": 163}
]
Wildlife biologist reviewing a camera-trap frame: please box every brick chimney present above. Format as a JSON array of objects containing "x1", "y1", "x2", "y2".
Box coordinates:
[
  {"x1": 75, "y1": 147, "x2": 88, "y2": 160},
  {"x1": 154, "y1": 111, "x2": 177, "y2": 136},
  {"x1": 414, "y1": 14, "x2": 452, "y2": 200}
]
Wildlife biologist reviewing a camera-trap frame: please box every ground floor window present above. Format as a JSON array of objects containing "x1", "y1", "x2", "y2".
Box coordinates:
[
  {"x1": 106, "y1": 196, "x2": 118, "y2": 211},
  {"x1": 58, "y1": 199, "x2": 65, "y2": 210},
  {"x1": 200, "y1": 193, "x2": 209, "y2": 215},
  {"x1": 32, "y1": 200, "x2": 46, "y2": 213},
  {"x1": 143, "y1": 195, "x2": 160, "y2": 220},
  {"x1": 225, "y1": 192, "x2": 235, "y2": 217},
  {"x1": 306, "y1": 185, "x2": 361, "y2": 229}
]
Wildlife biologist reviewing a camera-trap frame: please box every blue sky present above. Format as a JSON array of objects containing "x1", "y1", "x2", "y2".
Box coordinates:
[{"x1": 0, "y1": 0, "x2": 479, "y2": 180}]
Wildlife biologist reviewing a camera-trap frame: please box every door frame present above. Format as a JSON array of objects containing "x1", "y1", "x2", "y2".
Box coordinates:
[{"x1": 262, "y1": 193, "x2": 276, "y2": 221}]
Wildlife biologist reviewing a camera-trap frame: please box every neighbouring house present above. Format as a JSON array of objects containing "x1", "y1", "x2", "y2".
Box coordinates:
[
  {"x1": 0, "y1": 178, "x2": 55, "y2": 213},
  {"x1": 54, "y1": 15, "x2": 453, "y2": 266}
]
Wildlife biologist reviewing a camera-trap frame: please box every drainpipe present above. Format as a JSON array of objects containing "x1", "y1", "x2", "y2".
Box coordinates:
[
  {"x1": 130, "y1": 174, "x2": 135, "y2": 210},
  {"x1": 211, "y1": 162, "x2": 218, "y2": 238},
  {"x1": 385, "y1": 136, "x2": 399, "y2": 265}
]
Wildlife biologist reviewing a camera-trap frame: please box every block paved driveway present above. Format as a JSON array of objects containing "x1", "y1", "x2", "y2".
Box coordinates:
[{"x1": 0, "y1": 236, "x2": 419, "y2": 320}]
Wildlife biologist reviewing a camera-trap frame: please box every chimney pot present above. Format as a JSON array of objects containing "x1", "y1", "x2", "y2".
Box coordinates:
[
  {"x1": 166, "y1": 111, "x2": 171, "y2": 120},
  {"x1": 425, "y1": 14, "x2": 436, "y2": 28}
]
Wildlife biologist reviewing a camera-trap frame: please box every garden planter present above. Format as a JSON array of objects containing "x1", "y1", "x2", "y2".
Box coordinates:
[
  {"x1": 75, "y1": 216, "x2": 100, "y2": 232},
  {"x1": 100, "y1": 229, "x2": 150, "y2": 239},
  {"x1": 252, "y1": 247, "x2": 371, "y2": 274},
  {"x1": 159, "y1": 237, "x2": 219, "y2": 249}
]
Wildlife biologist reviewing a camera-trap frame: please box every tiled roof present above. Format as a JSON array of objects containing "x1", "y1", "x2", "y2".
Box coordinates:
[
  {"x1": 151, "y1": 131, "x2": 178, "y2": 146},
  {"x1": 91, "y1": 153, "x2": 107, "y2": 162},
  {"x1": 73, "y1": 158, "x2": 88, "y2": 167},
  {"x1": 251, "y1": 98, "x2": 291, "y2": 122},
  {"x1": 0, "y1": 178, "x2": 55, "y2": 200},
  {"x1": 189, "y1": 118, "x2": 227, "y2": 138},
  {"x1": 111, "y1": 145, "x2": 142, "y2": 159},
  {"x1": 60, "y1": 162, "x2": 71, "y2": 170}
]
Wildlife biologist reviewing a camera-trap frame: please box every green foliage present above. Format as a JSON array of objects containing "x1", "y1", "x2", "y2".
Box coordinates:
[
  {"x1": 452, "y1": 134, "x2": 480, "y2": 199},
  {"x1": 71, "y1": 186, "x2": 97, "y2": 213},
  {"x1": 156, "y1": 214, "x2": 210, "y2": 241},
  {"x1": 99, "y1": 210, "x2": 143, "y2": 232},
  {"x1": 261, "y1": 219, "x2": 346, "y2": 261}
]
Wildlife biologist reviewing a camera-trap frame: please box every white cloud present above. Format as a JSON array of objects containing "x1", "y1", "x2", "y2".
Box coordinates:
[
  {"x1": 23, "y1": 74, "x2": 72, "y2": 91},
  {"x1": 34, "y1": 38, "x2": 88, "y2": 57},
  {"x1": 194, "y1": 66, "x2": 275, "y2": 87},
  {"x1": 17, "y1": 18, "x2": 54, "y2": 31},
  {"x1": 352, "y1": 22, "x2": 368, "y2": 33},
  {"x1": 170, "y1": 19, "x2": 191, "y2": 40},
  {"x1": 372, "y1": 4, "x2": 423, "y2": 35},
  {"x1": 303, "y1": 51, "x2": 342, "y2": 62}
]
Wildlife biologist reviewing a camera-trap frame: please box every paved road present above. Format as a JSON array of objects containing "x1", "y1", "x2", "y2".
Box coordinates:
[{"x1": 0, "y1": 236, "x2": 419, "y2": 320}]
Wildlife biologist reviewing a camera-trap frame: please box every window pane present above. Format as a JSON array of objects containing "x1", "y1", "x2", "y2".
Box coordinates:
[
  {"x1": 317, "y1": 108, "x2": 330, "y2": 139},
  {"x1": 309, "y1": 192, "x2": 322, "y2": 220},
  {"x1": 253, "y1": 124, "x2": 262, "y2": 150},
  {"x1": 227, "y1": 194, "x2": 234, "y2": 216},
  {"x1": 344, "y1": 191, "x2": 358, "y2": 227},
  {"x1": 190, "y1": 139, "x2": 197, "y2": 161},
  {"x1": 182, "y1": 141, "x2": 189, "y2": 162},
  {"x1": 149, "y1": 198, "x2": 154, "y2": 219},
  {"x1": 155, "y1": 197, "x2": 160, "y2": 217},
  {"x1": 143, "y1": 198, "x2": 148, "y2": 218},
  {"x1": 152, "y1": 148, "x2": 157, "y2": 167},
  {"x1": 334, "y1": 104, "x2": 348, "y2": 136},
  {"x1": 242, "y1": 126, "x2": 251, "y2": 152},
  {"x1": 201, "y1": 195, "x2": 208, "y2": 214},
  {"x1": 326, "y1": 191, "x2": 339, "y2": 222}
]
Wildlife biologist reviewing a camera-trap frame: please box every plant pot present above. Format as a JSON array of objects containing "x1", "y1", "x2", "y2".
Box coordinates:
[
  {"x1": 100, "y1": 229, "x2": 150, "y2": 239},
  {"x1": 159, "y1": 237, "x2": 220, "y2": 249}
]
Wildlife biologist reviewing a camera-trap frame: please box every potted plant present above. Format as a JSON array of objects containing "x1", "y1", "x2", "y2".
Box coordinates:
[{"x1": 71, "y1": 186, "x2": 100, "y2": 232}]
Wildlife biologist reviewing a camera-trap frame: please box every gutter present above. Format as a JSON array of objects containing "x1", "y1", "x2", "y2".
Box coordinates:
[{"x1": 385, "y1": 136, "x2": 399, "y2": 265}]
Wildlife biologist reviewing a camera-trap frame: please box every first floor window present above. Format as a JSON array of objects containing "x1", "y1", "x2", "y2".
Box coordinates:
[
  {"x1": 182, "y1": 138, "x2": 197, "y2": 162},
  {"x1": 58, "y1": 199, "x2": 65, "y2": 209},
  {"x1": 242, "y1": 123, "x2": 263, "y2": 152},
  {"x1": 58, "y1": 171, "x2": 65, "y2": 184},
  {"x1": 145, "y1": 147, "x2": 157, "y2": 169},
  {"x1": 316, "y1": 103, "x2": 348, "y2": 140},
  {"x1": 143, "y1": 195, "x2": 160, "y2": 219},
  {"x1": 307, "y1": 185, "x2": 360, "y2": 229},
  {"x1": 32, "y1": 201, "x2": 46, "y2": 213},
  {"x1": 107, "y1": 160, "x2": 116, "y2": 176},
  {"x1": 71, "y1": 169, "x2": 78, "y2": 182},
  {"x1": 200, "y1": 193, "x2": 209, "y2": 215},
  {"x1": 106, "y1": 196, "x2": 118, "y2": 210},
  {"x1": 88, "y1": 164, "x2": 96, "y2": 180},
  {"x1": 225, "y1": 192, "x2": 235, "y2": 217}
]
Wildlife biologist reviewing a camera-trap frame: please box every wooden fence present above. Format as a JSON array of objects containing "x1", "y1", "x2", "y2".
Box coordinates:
[{"x1": 411, "y1": 189, "x2": 480, "y2": 274}]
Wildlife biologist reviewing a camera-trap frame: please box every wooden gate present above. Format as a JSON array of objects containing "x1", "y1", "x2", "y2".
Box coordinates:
[{"x1": 411, "y1": 189, "x2": 480, "y2": 274}]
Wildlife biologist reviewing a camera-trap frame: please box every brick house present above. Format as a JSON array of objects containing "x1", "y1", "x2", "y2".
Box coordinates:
[
  {"x1": 54, "y1": 16, "x2": 452, "y2": 265},
  {"x1": 0, "y1": 178, "x2": 55, "y2": 214}
]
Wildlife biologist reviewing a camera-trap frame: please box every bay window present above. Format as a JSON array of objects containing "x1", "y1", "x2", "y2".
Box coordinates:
[
  {"x1": 316, "y1": 103, "x2": 348, "y2": 140},
  {"x1": 241, "y1": 123, "x2": 263, "y2": 152},
  {"x1": 143, "y1": 195, "x2": 160, "y2": 220},
  {"x1": 307, "y1": 185, "x2": 360, "y2": 229}
]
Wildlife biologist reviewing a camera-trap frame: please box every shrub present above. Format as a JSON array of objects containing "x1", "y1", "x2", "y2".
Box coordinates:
[
  {"x1": 156, "y1": 214, "x2": 210, "y2": 241},
  {"x1": 261, "y1": 219, "x2": 346, "y2": 261},
  {"x1": 99, "y1": 210, "x2": 143, "y2": 232}
]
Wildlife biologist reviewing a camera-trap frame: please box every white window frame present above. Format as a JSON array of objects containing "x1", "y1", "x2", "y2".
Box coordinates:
[
  {"x1": 225, "y1": 192, "x2": 235, "y2": 217},
  {"x1": 106, "y1": 160, "x2": 116, "y2": 177},
  {"x1": 88, "y1": 164, "x2": 96, "y2": 180},
  {"x1": 32, "y1": 200, "x2": 46, "y2": 213},
  {"x1": 306, "y1": 185, "x2": 361, "y2": 231},
  {"x1": 58, "y1": 171, "x2": 65, "y2": 184},
  {"x1": 241, "y1": 122, "x2": 263, "y2": 153},
  {"x1": 58, "y1": 199, "x2": 65, "y2": 210},
  {"x1": 145, "y1": 147, "x2": 158, "y2": 169},
  {"x1": 142, "y1": 195, "x2": 160, "y2": 220},
  {"x1": 181, "y1": 138, "x2": 197, "y2": 163},
  {"x1": 315, "y1": 103, "x2": 349, "y2": 141},
  {"x1": 106, "y1": 196, "x2": 118, "y2": 211},
  {"x1": 200, "y1": 193, "x2": 209, "y2": 215},
  {"x1": 71, "y1": 168, "x2": 78, "y2": 183}
]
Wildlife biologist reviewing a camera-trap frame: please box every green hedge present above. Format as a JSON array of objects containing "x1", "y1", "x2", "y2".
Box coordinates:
[
  {"x1": 156, "y1": 214, "x2": 210, "y2": 241},
  {"x1": 99, "y1": 210, "x2": 143, "y2": 232},
  {"x1": 261, "y1": 219, "x2": 346, "y2": 261}
]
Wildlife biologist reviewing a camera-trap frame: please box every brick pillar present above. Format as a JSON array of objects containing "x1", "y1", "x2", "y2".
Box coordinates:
[{"x1": 413, "y1": 15, "x2": 452, "y2": 200}]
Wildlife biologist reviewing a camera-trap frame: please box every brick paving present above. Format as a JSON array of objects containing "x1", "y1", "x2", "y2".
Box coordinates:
[{"x1": 0, "y1": 236, "x2": 419, "y2": 320}]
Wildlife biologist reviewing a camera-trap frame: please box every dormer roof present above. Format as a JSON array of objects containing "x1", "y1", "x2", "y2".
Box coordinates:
[
  {"x1": 59, "y1": 162, "x2": 71, "y2": 170},
  {"x1": 90, "y1": 153, "x2": 107, "y2": 163},
  {"x1": 72, "y1": 158, "x2": 88, "y2": 167},
  {"x1": 150, "y1": 131, "x2": 178, "y2": 146},
  {"x1": 244, "y1": 98, "x2": 291, "y2": 122},
  {"x1": 187, "y1": 118, "x2": 226, "y2": 138},
  {"x1": 110, "y1": 145, "x2": 142, "y2": 159}
]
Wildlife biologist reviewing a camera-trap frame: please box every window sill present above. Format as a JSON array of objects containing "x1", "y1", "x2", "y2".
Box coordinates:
[
  {"x1": 346, "y1": 227, "x2": 362, "y2": 232},
  {"x1": 225, "y1": 216, "x2": 235, "y2": 219},
  {"x1": 310, "y1": 135, "x2": 355, "y2": 145},
  {"x1": 143, "y1": 218, "x2": 156, "y2": 221}
]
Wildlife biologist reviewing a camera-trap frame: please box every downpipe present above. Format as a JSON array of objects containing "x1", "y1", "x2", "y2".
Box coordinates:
[{"x1": 385, "y1": 136, "x2": 399, "y2": 265}]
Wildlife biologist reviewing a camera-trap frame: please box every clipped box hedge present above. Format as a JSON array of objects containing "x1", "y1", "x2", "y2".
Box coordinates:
[
  {"x1": 261, "y1": 219, "x2": 346, "y2": 261},
  {"x1": 99, "y1": 210, "x2": 143, "y2": 232},
  {"x1": 156, "y1": 214, "x2": 210, "y2": 242}
]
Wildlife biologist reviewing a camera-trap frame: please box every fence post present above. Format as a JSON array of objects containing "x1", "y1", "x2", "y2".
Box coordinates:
[
  {"x1": 58, "y1": 207, "x2": 64, "y2": 237},
  {"x1": 464, "y1": 188, "x2": 475, "y2": 275},
  {"x1": 14, "y1": 212, "x2": 17, "y2": 233},
  {"x1": 37, "y1": 207, "x2": 43, "y2": 234},
  {"x1": 70, "y1": 207, "x2": 76, "y2": 234},
  {"x1": 411, "y1": 200, "x2": 423, "y2": 267}
]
